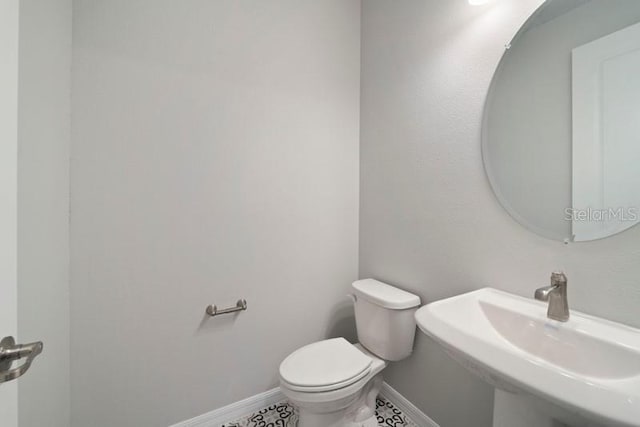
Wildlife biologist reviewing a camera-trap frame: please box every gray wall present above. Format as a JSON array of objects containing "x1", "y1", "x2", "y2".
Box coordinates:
[
  {"x1": 485, "y1": 0, "x2": 640, "y2": 240},
  {"x1": 360, "y1": 0, "x2": 640, "y2": 426},
  {"x1": 70, "y1": 1, "x2": 360, "y2": 426},
  {"x1": 18, "y1": 1, "x2": 72, "y2": 426}
]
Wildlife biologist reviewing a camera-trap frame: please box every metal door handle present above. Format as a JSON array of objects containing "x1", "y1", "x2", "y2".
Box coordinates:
[{"x1": 0, "y1": 336, "x2": 43, "y2": 384}]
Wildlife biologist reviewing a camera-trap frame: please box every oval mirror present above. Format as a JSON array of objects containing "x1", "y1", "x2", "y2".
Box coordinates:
[{"x1": 483, "y1": 0, "x2": 640, "y2": 242}]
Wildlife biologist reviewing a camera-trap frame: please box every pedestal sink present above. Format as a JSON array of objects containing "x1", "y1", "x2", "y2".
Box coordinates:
[{"x1": 415, "y1": 288, "x2": 640, "y2": 427}]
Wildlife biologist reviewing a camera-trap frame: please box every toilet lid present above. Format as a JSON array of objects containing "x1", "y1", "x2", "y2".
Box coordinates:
[{"x1": 279, "y1": 338, "x2": 372, "y2": 391}]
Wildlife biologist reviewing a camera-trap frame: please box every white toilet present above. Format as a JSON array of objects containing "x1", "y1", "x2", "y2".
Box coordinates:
[{"x1": 279, "y1": 279, "x2": 421, "y2": 427}]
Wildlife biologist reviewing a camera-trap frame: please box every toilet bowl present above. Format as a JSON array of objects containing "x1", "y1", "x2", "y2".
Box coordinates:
[
  {"x1": 279, "y1": 279, "x2": 421, "y2": 427},
  {"x1": 280, "y1": 339, "x2": 386, "y2": 427}
]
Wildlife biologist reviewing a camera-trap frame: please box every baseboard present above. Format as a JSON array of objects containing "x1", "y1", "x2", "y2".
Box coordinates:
[
  {"x1": 169, "y1": 387, "x2": 285, "y2": 427},
  {"x1": 170, "y1": 382, "x2": 439, "y2": 427},
  {"x1": 380, "y1": 382, "x2": 440, "y2": 427}
]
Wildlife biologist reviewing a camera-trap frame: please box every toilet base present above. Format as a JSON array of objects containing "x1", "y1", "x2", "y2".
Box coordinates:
[
  {"x1": 295, "y1": 374, "x2": 383, "y2": 427},
  {"x1": 297, "y1": 409, "x2": 378, "y2": 427}
]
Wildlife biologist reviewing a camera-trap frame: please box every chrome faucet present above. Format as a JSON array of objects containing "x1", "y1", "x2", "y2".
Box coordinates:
[{"x1": 534, "y1": 271, "x2": 569, "y2": 322}]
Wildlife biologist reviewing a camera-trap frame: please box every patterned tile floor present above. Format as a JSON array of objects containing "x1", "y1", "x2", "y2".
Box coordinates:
[{"x1": 221, "y1": 396, "x2": 418, "y2": 427}]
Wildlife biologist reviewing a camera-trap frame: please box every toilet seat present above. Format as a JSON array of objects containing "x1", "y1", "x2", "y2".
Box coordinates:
[{"x1": 279, "y1": 338, "x2": 372, "y2": 392}]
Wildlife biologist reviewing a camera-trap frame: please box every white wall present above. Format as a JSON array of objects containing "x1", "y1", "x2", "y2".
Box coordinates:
[
  {"x1": 0, "y1": 0, "x2": 20, "y2": 424},
  {"x1": 361, "y1": 0, "x2": 640, "y2": 426},
  {"x1": 17, "y1": 1, "x2": 72, "y2": 426},
  {"x1": 70, "y1": 1, "x2": 360, "y2": 426}
]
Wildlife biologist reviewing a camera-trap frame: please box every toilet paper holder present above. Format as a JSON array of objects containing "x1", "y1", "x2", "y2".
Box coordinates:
[{"x1": 206, "y1": 299, "x2": 247, "y2": 317}]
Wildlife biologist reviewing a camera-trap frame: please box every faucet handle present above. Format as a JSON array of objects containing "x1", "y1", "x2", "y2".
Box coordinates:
[{"x1": 550, "y1": 271, "x2": 567, "y2": 286}]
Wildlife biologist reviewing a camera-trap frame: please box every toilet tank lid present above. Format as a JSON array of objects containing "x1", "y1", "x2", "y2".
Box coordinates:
[{"x1": 352, "y1": 279, "x2": 421, "y2": 310}]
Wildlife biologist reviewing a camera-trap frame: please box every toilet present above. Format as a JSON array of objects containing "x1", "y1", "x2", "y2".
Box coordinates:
[{"x1": 279, "y1": 279, "x2": 421, "y2": 427}]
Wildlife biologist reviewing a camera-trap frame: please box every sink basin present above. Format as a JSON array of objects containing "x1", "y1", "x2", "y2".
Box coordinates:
[{"x1": 415, "y1": 288, "x2": 640, "y2": 427}]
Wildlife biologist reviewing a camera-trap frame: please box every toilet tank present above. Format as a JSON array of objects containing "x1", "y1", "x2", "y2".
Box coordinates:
[{"x1": 351, "y1": 279, "x2": 421, "y2": 361}]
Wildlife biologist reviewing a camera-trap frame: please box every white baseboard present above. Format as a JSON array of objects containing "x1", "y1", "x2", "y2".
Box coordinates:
[
  {"x1": 170, "y1": 382, "x2": 439, "y2": 427},
  {"x1": 380, "y1": 382, "x2": 440, "y2": 427},
  {"x1": 169, "y1": 387, "x2": 285, "y2": 427}
]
